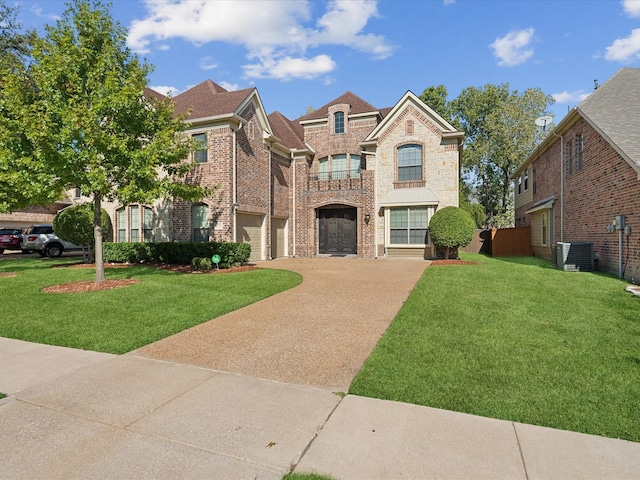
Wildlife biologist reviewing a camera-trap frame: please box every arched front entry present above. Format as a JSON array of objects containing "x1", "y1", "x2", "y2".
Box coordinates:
[{"x1": 318, "y1": 206, "x2": 357, "y2": 255}]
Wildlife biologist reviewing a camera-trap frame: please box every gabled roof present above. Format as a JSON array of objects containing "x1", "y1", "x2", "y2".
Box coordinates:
[
  {"x1": 515, "y1": 67, "x2": 640, "y2": 178},
  {"x1": 268, "y1": 111, "x2": 306, "y2": 151},
  {"x1": 172, "y1": 79, "x2": 253, "y2": 120},
  {"x1": 364, "y1": 91, "x2": 463, "y2": 143},
  {"x1": 144, "y1": 87, "x2": 165, "y2": 102},
  {"x1": 578, "y1": 67, "x2": 640, "y2": 172},
  {"x1": 297, "y1": 91, "x2": 379, "y2": 122}
]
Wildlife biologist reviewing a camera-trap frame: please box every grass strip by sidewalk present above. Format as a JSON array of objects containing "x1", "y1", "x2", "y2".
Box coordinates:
[
  {"x1": 350, "y1": 254, "x2": 640, "y2": 442},
  {"x1": 0, "y1": 257, "x2": 301, "y2": 354}
]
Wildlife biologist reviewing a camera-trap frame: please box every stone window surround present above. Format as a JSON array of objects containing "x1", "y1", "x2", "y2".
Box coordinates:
[
  {"x1": 328, "y1": 103, "x2": 350, "y2": 135},
  {"x1": 394, "y1": 141, "x2": 426, "y2": 188}
]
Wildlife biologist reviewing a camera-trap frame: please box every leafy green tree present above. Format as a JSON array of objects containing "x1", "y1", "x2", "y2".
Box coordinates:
[
  {"x1": 451, "y1": 84, "x2": 554, "y2": 227},
  {"x1": 459, "y1": 182, "x2": 485, "y2": 228},
  {"x1": 419, "y1": 84, "x2": 456, "y2": 126},
  {"x1": 53, "y1": 204, "x2": 112, "y2": 261},
  {"x1": 429, "y1": 206, "x2": 476, "y2": 259},
  {"x1": 1, "y1": 0, "x2": 208, "y2": 282}
]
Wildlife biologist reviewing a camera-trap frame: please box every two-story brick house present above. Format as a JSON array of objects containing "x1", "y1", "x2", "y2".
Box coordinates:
[
  {"x1": 7, "y1": 80, "x2": 463, "y2": 261},
  {"x1": 513, "y1": 67, "x2": 640, "y2": 278}
]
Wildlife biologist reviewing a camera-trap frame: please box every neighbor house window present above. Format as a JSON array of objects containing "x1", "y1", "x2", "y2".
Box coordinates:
[
  {"x1": 524, "y1": 169, "x2": 529, "y2": 191},
  {"x1": 567, "y1": 141, "x2": 573, "y2": 175},
  {"x1": 533, "y1": 169, "x2": 537, "y2": 194},
  {"x1": 576, "y1": 134, "x2": 583, "y2": 170},
  {"x1": 541, "y1": 212, "x2": 548, "y2": 246},
  {"x1": 334, "y1": 111, "x2": 344, "y2": 134},
  {"x1": 193, "y1": 133, "x2": 208, "y2": 163},
  {"x1": 517, "y1": 175, "x2": 522, "y2": 195},
  {"x1": 397, "y1": 144, "x2": 423, "y2": 182},
  {"x1": 74, "y1": 187, "x2": 81, "y2": 198},
  {"x1": 390, "y1": 207, "x2": 429, "y2": 245},
  {"x1": 192, "y1": 203, "x2": 209, "y2": 242},
  {"x1": 117, "y1": 205, "x2": 154, "y2": 242}
]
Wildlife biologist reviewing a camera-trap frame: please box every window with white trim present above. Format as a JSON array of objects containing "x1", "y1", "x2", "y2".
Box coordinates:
[
  {"x1": 317, "y1": 154, "x2": 361, "y2": 180},
  {"x1": 390, "y1": 207, "x2": 430, "y2": 245},
  {"x1": 397, "y1": 144, "x2": 423, "y2": 182},
  {"x1": 334, "y1": 111, "x2": 345, "y2": 134},
  {"x1": 116, "y1": 205, "x2": 154, "y2": 242},
  {"x1": 524, "y1": 168, "x2": 529, "y2": 191},
  {"x1": 192, "y1": 203, "x2": 209, "y2": 242}
]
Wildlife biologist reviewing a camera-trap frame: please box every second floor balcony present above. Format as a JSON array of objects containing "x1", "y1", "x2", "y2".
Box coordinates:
[{"x1": 306, "y1": 169, "x2": 370, "y2": 192}]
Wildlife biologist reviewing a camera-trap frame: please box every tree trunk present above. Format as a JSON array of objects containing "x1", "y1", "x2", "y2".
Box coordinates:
[{"x1": 93, "y1": 193, "x2": 105, "y2": 282}]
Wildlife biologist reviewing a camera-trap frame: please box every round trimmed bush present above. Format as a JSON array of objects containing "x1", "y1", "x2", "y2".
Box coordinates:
[
  {"x1": 429, "y1": 206, "x2": 475, "y2": 259},
  {"x1": 53, "y1": 203, "x2": 113, "y2": 246}
]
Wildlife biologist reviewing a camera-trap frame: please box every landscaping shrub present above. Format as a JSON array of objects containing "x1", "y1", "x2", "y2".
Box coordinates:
[
  {"x1": 53, "y1": 203, "x2": 113, "y2": 245},
  {"x1": 429, "y1": 206, "x2": 475, "y2": 259},
  {"x1": 103, "y1": 241, "x2": 251, "y2": 268},
  {"x1": 191, "y1": 257, "x2": 213, "y2": 271}
]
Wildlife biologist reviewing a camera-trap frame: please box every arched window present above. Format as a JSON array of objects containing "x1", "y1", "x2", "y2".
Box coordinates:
[
  {"x1": 397, "y1": 144, "x2": 423, "y2": 181},
  {"x1": 192, "y1": 203, "x2": 209, "y2": 242},
  {"x1": 334, "y1": 111, "x2": 345, "y2": 134},
  {"x1": 116, "y1": 205, "x2": 154, "y2": 242}
]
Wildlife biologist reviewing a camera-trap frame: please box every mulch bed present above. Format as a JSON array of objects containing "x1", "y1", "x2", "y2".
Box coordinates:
[
  {"x1": 430, "y1": 259, "x2": 481, "y2": 266},
  {"x1": 44, "y1": 263, "x2": 259, "y2": 293}
]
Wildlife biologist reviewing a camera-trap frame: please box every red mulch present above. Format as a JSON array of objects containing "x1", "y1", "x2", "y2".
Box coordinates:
[
  {"x1": 430, "y1": 259, "x2": 481, "y2": 266},
  {"x1": 44, "y1": 263, "x2": 259, "y2": 293}
]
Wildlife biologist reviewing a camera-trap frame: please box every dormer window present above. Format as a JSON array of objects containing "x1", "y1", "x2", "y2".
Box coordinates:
[{"x1": 334, "y1": 111, "x2": 345, "y2": 134}]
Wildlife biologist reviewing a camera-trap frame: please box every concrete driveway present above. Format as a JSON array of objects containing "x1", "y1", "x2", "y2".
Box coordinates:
[{"x1": 134, "y1": 257, "x2": 429, "y2": 390}]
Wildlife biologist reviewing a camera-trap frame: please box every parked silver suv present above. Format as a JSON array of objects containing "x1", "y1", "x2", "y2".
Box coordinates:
[{"x1": 21, "y1": 224, "x2": 82, "y2": 258}]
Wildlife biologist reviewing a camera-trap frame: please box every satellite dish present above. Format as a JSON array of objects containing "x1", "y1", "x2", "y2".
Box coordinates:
[{"x1": 535, "y1": 115, "x2": 554, "y2": 130}]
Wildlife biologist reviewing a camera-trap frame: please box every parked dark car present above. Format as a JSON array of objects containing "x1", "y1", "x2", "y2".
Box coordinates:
[{"x1": 0, "y1": 228, "x2": 27, "y2": 254}]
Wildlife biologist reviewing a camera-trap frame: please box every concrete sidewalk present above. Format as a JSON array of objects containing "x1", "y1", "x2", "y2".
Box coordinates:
[{"x1": 1, "y1": 337, "x2": 640, "y2": 480}]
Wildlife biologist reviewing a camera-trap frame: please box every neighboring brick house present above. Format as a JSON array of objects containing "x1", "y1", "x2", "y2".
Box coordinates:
[
  {"x1": 513, "y1": 67, "x2": 640, "y2": 278},
  {"x1": 6, "y1": 81, "x2": 463, "y2": 261}
]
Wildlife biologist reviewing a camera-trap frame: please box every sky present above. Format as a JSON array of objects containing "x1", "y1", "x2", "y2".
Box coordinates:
[{"x1": 12, "y1": 0, "x2": 640, "y2": 123}]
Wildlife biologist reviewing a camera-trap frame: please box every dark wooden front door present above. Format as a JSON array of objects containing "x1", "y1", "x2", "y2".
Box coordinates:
[{"x1": 319, "y1": 208, "x2": 357, "y2": 254}]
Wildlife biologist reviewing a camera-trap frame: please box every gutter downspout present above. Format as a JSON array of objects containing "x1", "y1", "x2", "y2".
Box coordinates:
[
  {"x1": 552, "y1": 131, "x2": 564, "y2": 242},
  {"x1": 292, "y1": 152, "x2": 296, "y2": 257},
  {"x1": 268, "y1": 142, "x2": 272, "y2": 260},
  {"x1": 232, "y1": 123, "x2": 242, "y2": 242}
]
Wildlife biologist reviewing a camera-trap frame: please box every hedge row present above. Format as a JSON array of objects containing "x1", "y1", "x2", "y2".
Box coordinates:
[{"x1": 102, "y1": 241, "x2": 251, "y2": 269}]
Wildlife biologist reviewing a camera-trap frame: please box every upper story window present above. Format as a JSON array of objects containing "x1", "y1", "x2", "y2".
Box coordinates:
[
  {"x1": 533, "y1": 169, "x2": 537, "y2": 194},
  {"x1": 576, "y1": 134, "x2": 584, "y2": 170},
  {"x1": 193, "y1": 133, "x2": 208, "y2": 163},
  {"x1": 524, "y1": 169, "x2": 529, "y2": 191},
  {"x1": 397, "y1": 144, "x2": 423, "y2": 182},
  {"x1": 334, "y1": 111, "x2": 345, "y2": 134},
  {"x1": 317, "y1": 154, "x2": 361, "y2": 180},
  {"x1": 192, "y1": 203, "x2": 209, "y2": 242},
  {"x1": 566, "y1": 140, "x2": 573, "y2": 175},
  {"x1": 517, "y1": 175, "x2": 522, "y2": 195}
]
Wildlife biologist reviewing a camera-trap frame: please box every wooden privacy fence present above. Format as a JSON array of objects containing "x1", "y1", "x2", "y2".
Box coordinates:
[{"x1": 459, "y1": 227, "x2": 532, "y2": 257}]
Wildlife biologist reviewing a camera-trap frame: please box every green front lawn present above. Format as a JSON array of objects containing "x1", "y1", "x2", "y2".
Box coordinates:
[
  {"x1": 0, "y1": 257, "x2": 301, "y2": 354},
  {"x1": 350, "y1": 254, "x2": 640, "y2": 442}
]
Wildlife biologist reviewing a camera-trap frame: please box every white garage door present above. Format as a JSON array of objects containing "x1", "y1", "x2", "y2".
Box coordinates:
[
  {"x1": 237, "y1": 213, "x2": 263, "y2": 262},
  {"x1": 271, "y1": 217, "x2": 286, "y2": 259}
]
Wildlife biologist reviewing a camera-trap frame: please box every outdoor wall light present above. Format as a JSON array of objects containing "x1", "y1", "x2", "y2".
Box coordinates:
[{"x1": 364, "y1": 213, "x2": 371, "y2": 225}]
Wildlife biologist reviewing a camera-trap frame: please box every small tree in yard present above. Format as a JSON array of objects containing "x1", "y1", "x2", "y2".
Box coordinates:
[
  {"x1": 0, "y1": 0, "x2": 208, "y2": 282},
  {"x1": 53, "y1": 204, "x2": 112, "y2": 262},
  {"x1": 429, "y1": 206, "x2": 476, "y2": 260}
]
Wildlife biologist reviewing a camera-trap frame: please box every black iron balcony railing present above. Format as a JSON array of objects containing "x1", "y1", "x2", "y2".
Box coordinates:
[{"x1": 307, "y1": 169, "x2": 363, "y2": 191}]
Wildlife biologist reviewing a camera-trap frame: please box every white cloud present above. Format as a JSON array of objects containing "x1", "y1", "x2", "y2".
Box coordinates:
[
  {"x1": 219, "y1": 81, "x2": 240, "y2": 91},
  {"x1": 623, "y1": 0, "x2": 640, "y2": 17},
  {"x1": 490, "y1": 28, "x2": 535, "y2": 67},
  {"x1": 605, "y1": 28, "x2": 640, "y2": 62},
  {"x1": 244, "y1": 54, "x2": 336, "y2": 80},
  {"x1": 127, "y1": 0, "x2": 392, "y2": 80},
  {"x1": 552, "y1": 90, "x2": 591, "y2": 104},
  {"x1": 199, "y1": 56, "x2": 218, "y2": 71},
  {"x1": 150, "y1": 85, "x2": 180, "y2": 96}
]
